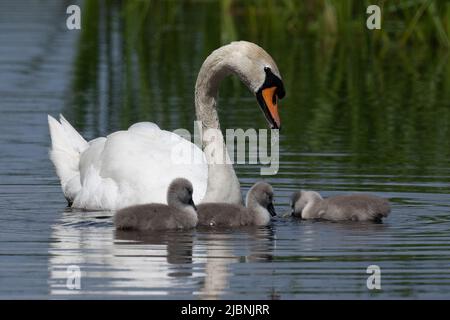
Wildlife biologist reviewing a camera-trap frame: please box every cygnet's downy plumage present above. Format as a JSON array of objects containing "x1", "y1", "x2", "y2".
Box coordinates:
[
  {"x1": 197, "y1": 182, "x2": 276, "y2": 227},
  {"x1": 290, "y1": 191, "x2": 390, "y2": 222},
  {"x1": 115, "y1": 178, "x2": 197, "y2": 231}
]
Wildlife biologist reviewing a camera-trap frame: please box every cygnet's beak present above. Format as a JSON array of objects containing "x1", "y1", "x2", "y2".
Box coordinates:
[
  {"x1": 279, "y1": 210, "x2": 293, "y2": 218},
  {"x1": 189, "y1": 198, "x2": 197, "y2": 211},
  {"x1": 291, "y1": 209, "x2": 303, "y2": 219},
  {"x1": 267, "y1": 203, "x2": 277, "y2": 217}
]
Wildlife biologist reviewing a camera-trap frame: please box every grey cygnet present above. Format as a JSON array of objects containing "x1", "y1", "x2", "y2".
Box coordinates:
[
  {"x1": 197, "y1": 182, "x2": 276, "y2": 227},
  {"x1": 115, "y1": 178, "x2": 197, "y2": 231},
  {"x1": 290, "y1": 191, "x2": 390, "y2": 222}
]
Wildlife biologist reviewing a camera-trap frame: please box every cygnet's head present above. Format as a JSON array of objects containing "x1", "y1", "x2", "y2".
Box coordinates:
[
  {"x1": 246, "y1": 182, "x2": 277, "y2": 216},
  {"x1": 167, "y1": 178, "x2": 196, "y2": 211},
  {"x1": 290, "y1": 190, "x2": 322, "y2": 218}
]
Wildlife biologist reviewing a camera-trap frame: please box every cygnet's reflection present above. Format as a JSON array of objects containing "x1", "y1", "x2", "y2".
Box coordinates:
[
  {"x1": 49, "y1": 209, "x2": 195, "y2": 296},
  {"x1": 115, "y1": 229, "x2": 195, "y2": 276},
  {"x1": 49, "y1": 208, "x2": 276, "y2": 298}
]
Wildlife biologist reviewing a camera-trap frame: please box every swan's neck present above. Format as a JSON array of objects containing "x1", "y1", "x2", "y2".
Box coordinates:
[{"x1": 195, "y1": 48, "x2": 245, "y2": 204}]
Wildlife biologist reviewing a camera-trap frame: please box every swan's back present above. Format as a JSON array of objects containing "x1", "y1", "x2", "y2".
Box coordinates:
[
  {"x1": 197, "y1": 203, "x2": 250, "y2": 227},
  {"x1": 324, "y1": 194, "x2": 390, "y2": 222},
  {"x1": 75, "y1": 122, "x2": 207, "y2": 210},
  {"x1": 115, "y1": 204, "x2": 196, "y2": 231}
]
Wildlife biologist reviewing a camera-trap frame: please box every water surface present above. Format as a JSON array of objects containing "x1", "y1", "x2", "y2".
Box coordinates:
[{"x1": 1, "y1": 1, "x2": 450, "y2": 299}]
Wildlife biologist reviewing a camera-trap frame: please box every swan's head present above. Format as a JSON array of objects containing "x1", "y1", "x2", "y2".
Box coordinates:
[
  {"x1": 290, "y1": 190, "x2": 322, "y2": 218},
  {"x1": 255, "y1": 65, "x2": 285, "y2": 130},
  {"x1": 231, "y1": 41, "x2": 285, "y2": 130},
  {"x1": 198, "y1": 41, "x2": 285, "y2": 130},
  {"x1": 246, "y1": 181, "x2": 277, "y2": 217},
  {"x1": 167, "y1": 178, "x2": 196, "y2": 211}
]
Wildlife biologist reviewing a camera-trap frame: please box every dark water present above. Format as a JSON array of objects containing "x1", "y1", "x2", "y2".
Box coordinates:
[{"x1": 1, "y1": 1, "x2": 450, "y2": 299}]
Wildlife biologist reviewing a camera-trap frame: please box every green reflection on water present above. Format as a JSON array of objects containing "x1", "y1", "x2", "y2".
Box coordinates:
[{"x1": 67, "y1": 0, "x2": 450, "y2": 192}]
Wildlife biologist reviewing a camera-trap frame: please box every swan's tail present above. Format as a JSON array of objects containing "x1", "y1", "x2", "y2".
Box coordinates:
[{"x1": 48, "y1": 114, "x2": 88, "y2": 204}]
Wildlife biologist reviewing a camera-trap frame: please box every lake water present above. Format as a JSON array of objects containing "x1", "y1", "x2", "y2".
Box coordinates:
[{"x1": 1, "y1": 1, "x2": 450, "y2": 299}]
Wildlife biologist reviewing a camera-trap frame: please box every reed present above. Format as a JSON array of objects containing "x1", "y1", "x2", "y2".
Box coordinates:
[{"x1": 225, "y1": 0, "x2": 450, "y2": 48}]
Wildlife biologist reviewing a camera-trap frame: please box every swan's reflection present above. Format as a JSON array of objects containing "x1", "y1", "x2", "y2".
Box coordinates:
[
  {"x1": 197, "y1": 226, "x2": 275, "y2": 299},
  {"x1": 48, "y1": 209, "x2": 275, "y2": 297}
]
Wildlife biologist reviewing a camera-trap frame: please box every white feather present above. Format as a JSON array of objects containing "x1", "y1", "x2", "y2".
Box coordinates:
[
  {"x1": 48, "y1": 115, "x2": 88, "y2": 202},
  {"x1": 48, "y1": 117, "x2": 208, "y2": 210}
]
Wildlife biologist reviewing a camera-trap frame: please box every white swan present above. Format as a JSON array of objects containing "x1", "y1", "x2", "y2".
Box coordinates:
[{"x1": 48, "y1": 41, "x2": 285, "y2": 210}]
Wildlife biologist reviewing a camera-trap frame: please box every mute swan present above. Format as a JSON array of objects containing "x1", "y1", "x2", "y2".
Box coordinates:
[
  {"x1": 197, "y1": 182, "x2": 276, "y2": 227},
  {"x1": 290, "y1": 191, "x2": 391, "y2": 222},
  {"x1": 115, "y1": 178, "x2": 197, "y2": 231},
  {"x1": 48, "y1": 41, "x2": 285, "y2": 210}
]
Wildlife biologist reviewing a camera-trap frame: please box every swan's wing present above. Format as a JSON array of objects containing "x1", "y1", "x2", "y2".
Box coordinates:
[
  {"x1": 72, "y1": 165, "x2": 119, "y2": 210},
  {"x1": 75, "y1": 122, "x2": 208, "y2": 210},
  {"x1": 128, "y1": 122, "x2": 160, "y2": 135},
  {"x1": 48, "y1": 115, "x2": 89, "y2": 202},
  {"x1": 59, "y1": 114, "x2": 89, "y2": 152}
]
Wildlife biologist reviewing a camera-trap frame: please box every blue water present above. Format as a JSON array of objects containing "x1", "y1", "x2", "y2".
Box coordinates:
[{"x1": 0, "y1": 0, "x2": 450, "y2": 299}]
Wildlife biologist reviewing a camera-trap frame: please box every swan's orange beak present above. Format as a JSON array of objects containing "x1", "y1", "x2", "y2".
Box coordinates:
[
  {"x1": 257, "y1": 86, "x2": 281, "y2": 130},
  {"x1": 256, "y1": 67, "x2": 285, "y2": 130},
  {"x1": 261, "y1": 86, "x2": 280, "y2": 129}
]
